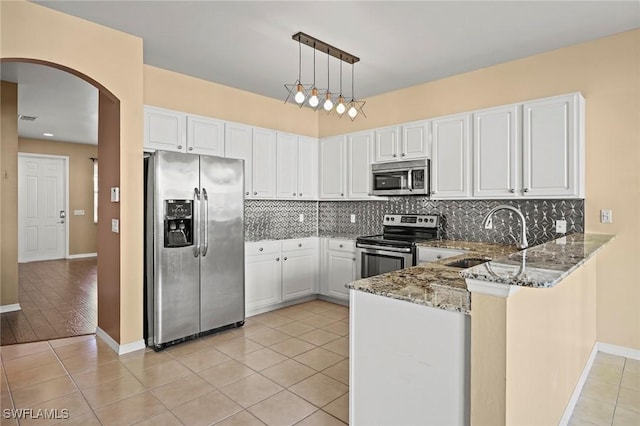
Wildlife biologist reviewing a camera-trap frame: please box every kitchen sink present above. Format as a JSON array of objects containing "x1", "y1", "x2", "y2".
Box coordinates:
[{"x1": 445, "y1": 258, "x2": 490, "y2": 269}]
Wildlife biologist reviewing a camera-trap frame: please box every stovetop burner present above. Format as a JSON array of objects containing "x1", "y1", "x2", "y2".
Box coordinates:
[{"x1": 356, "y1": 214, "x2": 441, "y2": 248}]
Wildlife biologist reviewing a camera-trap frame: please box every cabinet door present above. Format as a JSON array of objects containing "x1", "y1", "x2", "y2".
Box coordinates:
[
  {"x1": 473, "y1": 105, "x2": 519, "y2": 198},
  {"x1": 298, "y1": 137, "x2": 318, "y2": 199},
  {"x1": 245, "y1": 255, "x2": 282, "y2": 310},
  {"x1": 187, "y1": 116, "x2": 225, "y2": 156},
  {"x1": 522, "y1": 93, "x2": 583, "y2": 198},
  {"x1": 327, "y1": 250, "x2": 356, "y2": 300},
  {"x1": 224, "y1": 123, "x2": 253, "y2": 197},
  {"x1": 347, "y1": 131, "x2": 373, "y2": 199},
  {"x1": 252, "y1": 128, "x2": 277, "y2": 198},
  {"x1": 319, "y1": 136, "x2": 346, "y2": 199},
  {"x1": 144, "y1": 107, "x2": 186, "y2": 152},
  {"x1": 276, "y1": 132, "x2": 299, "y2": 199},
  {"x1": 402, "y1": 121, "x2": 430, "y2": 160},
  {"x1": 374, "y1": 126, "x2": 400, "y2": 162},
  {"x1": 282, "y1": 250, "x2": 317, "y2": 300},
  {"x1": 432, "y1": 113, "x2": 472, "y2": 199}
]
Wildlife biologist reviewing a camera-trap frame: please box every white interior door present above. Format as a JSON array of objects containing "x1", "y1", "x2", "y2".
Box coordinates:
[{"x1": 18, "y1": 154, "x2": 67, "y2": 262}]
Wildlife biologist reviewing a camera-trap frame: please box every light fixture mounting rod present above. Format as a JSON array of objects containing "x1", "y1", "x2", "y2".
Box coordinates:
[{"x1": 292, "y1": 32, "x2": 359, "y2": 64}]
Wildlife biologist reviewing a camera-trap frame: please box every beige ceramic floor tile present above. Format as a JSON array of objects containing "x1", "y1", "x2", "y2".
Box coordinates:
[
  {"x1": 200, "y1": 329, "x2": 242, "y2": 346},
  {"x1": 11, "y1": 375, "x2": 77, "y2": 408},
  {"x1": 71, "y1": 360, "x2": 131, "y2": 389},
  {"x1": 215, "y1": 338, "x2": 264, "y2": 358},
  {"x1": 248, "y1": 390, "x2": 316, "y2": 426},
  {"x1": 131, "y1": 359, "x2": 191, "y2": 388},
  {"x1": 171, "y1": 390, "x2": 242, "y2": 426},
  {"x1": 57, "y1": 411, "x2": 102, "y2": 426},
  {"x1": 322, "y1": 359, "x2": 349, "y2": 385},
  {"x1": 624, "y1": 359, "x2": 640, "y2": 375},
  {"x1": 3, "y1": 349, "x2": 59, "y2": 374},
  {"x1": 321, "y1": 337, "x2": 349, "y2": 357},
  {"x1": 621, "y1": 369, "x2": 640, "y2": 391},
  {"x1": 276, "y1": 308, "x2": 313, "y2": 321},
  {"x1": 261, "y1": 359, "x2": 316, "y2": 388},
  {"x1": 289, "y1": 373, "x2": 348, "y2": 407},
  {"x1": 177, "y1": 347, "x2": 230, "y2": 372},
  {"x1": 323, "y1": 393, "x2": 349, "y2": 423},
  {"x1": 594, "y1": 352, "x2": 626, "y2": 368},
  {"x1": 198, "y1": 359, "x2": 255, "y2": 388},
  {"x1": 572, "y1": 397, "x2": 615, "y2": 426},
  {"x1": 616, "y1": 387, "x2": 640, "y2": 413},
  {"x1": 567, "y1": 415, "x2": 599, "y2": 426},
  {"x1": 48, "y1": 334, "x2": 95, "y2": 348},
  {"x1": 132, "y1": 410, "x2": 183, "y2": 426},
  {"x1": 294, "y1": 348, "x2": 344, "y2": 371},
  {"x1": 0, "y1": 341, "x2": 51, "y2": 361},
  {"x1": 150, "y1": 373, "x2": 215, "y2": 409},
  {"x1": 238, "y1": 348, "x2": 288, "y2": 372},
  {"x1": 213, "y1": 410, "x2": 265, "y2": 426},
  {"x1": 613, "y1": 406, "x2": 640, "y2": 426},
  {"x1": 303, "y1": 301, "x2": 338, "y2": 314},
  {"x1": 580, "y1": 378, "x2": 620, "y2": 405},
  {"x1": 270, "y1": 338, "x2": 316, "y2": 358},
  {"x1": 251, "y1": 312, "x2": 293, "y2": 328},
  {"x1": 322, "y1": 308, "x2": 349, "y2": 321},
  {"x1": 81, "y1": 372, "x2": 147, "y2": 409},
  {"x1": 94, "y1": 391, "x2": 166, "y2": 426},
  {"x1": 53, "y1": 339, "x2": 102, "y2": 359},
  {"x1": 321, "y1": 321, "x2": 349, "y2": 337},
  {"x1": 60, "y1": 348, "x2": 119, "y2": 373},
  {"x1": 298, "y1": 329, "x2": 340, "y2": 346},
  {"x1": 589, "y1": 362, "x2": 624, "y2": 386},
  {"x1": 119, "y1": 350, "x2": 173, "y2": 374},
  {"x1": 231, "y1": 323, "x2": 271, "y2": 338},
  {"x1": 294, "y1": 409, "x2": 347, "y2": 426},
  {"x1": 246, "y1": 329, "x2": 290, "y2": 347},
  {"x1": 22, "y1": 392, "x2": 92, "y2": 426},
  {"x1": 165, "y1": 339, "x2": 211, "y2": 359},
  {"x1": 299, "y1": 314, "x2": 339, "y2": 328},
  {"x1": 275, "y1": 322, "x2": 316, "y2": 337},
  {"x1": 5, "y1": 359, "x2": 67, "y2": 390},
  {"x1": 220, "y1": 374, "x2": 282, "y2": 408}
]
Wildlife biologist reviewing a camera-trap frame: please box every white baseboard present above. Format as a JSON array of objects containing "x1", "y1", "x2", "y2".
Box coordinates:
[
  {"x1": 559, "y1": 341, "x2": 640, "y2": 425},
  {"x1": 67, "y1": 252, "x2": 97, "y2": 259},
  {"x1": 95, "y1": 327, "x2": 145, "y2": 355},
  {"x1": 0, "y1": 303, "x2": 21, "y2": 314}
]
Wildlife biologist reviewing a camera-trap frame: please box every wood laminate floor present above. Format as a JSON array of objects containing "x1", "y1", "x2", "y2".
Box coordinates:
[{"x1": 0, "y1": 258, "x2": 97, "y2": 345}]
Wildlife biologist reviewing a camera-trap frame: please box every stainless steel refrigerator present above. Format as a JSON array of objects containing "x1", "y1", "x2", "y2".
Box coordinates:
[{"x1": 144, "y1": 150, "x2": 245, "y2": 350}]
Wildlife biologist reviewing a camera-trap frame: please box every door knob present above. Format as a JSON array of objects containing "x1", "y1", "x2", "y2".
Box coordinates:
[
  {"x1": 254, "y1": 192, "x2": 257, "y2": 195},
  {"x1": 58, "y1": 220, "x2": 65, "y2": 224},
  {"x1": 188, "y1": 147, "x2": 194, "y2": 151},
  {"x1": 276, "y1": 257, "x2": 280, "y2": 261},
  {"x1": 284, "y1": 257, "x2": 288, "y2": 261},
  {"x1": 177, "y1": 145, "x2": 183, "y2": 150}
]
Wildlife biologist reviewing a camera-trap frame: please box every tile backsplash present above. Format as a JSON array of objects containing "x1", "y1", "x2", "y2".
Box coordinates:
[{"x1": 246, "y1": 198, "x2": 584, "y2": 246}]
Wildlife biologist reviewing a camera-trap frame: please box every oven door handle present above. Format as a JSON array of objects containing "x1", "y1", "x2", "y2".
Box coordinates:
[
  {"x1": 356, "y1": 243, "x2": 413, "y2": 253},
  {"x1": 407, "y1": 169, "x2": 413, "y2": 192}
]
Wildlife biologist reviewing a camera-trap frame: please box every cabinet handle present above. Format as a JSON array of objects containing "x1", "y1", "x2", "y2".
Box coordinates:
[
  {"x1": 436, "y1": 255, "x2": 442, "y2": 259},
  {"x1": 401, "y1": 153, "x2": 405, "y2": 157},
  {"x1": 392, "y1": 154, "x2": 397, "y2": 158},
  {"x1": 246, "y1": 192, "x2": 249, "y2": 196},
  {"x1": 177, "y1": 145, "x2": 183, "y2": 150},
  {"x1": 259, "y1": 247, "x2": 263, "y2": 252},
  {"x1": 352, "y1": 258, "x2": 356, "y2": 261},
  {"x1": 339, "y1": 244, "x2": 343, "y2": 248},
  {"x1": 276, "y1": 257, "x2": 280, "y2": 261},
  {"x1": 509, "y1": 188, "x2": 515, "y2": 193},
  {"x1": 188, "y1": 147, "x2": 194, "y2": 151},
  {"x1": 254, "y1": 192, "x2": 257, "y2": 195},
  {"x1": 299, "y1": 193, "x2": 302, "y2": 196},
  {"x1": 293, "y1": 193, "x2": 296, "y2": 196},
  {"x1": 298, "y1": 243, "x2": 302, "y2": 247},
  {"x1": 284, "y1": 257, "x2": 288, "y2": 261},
  {"x1": 340, "y1": 193, "x2": 344, "y2": 196},
  {"x1": 523, "y1": 188, "x2": 530, "y2": 193}
]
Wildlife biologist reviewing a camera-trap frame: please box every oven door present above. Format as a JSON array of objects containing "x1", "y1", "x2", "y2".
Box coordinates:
[{"x1": 355, "y1": 244, "x2": 415, "y2": 279}]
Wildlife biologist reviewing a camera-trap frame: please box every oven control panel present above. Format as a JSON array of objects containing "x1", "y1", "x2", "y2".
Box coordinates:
[{"x1": 383, "y1": 214, "x2": 439, "y2": 227}]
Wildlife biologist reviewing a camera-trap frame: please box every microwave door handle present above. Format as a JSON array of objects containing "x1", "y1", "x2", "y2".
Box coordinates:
[{"x1": 407, "y1": 169, "x2": 413, "y2": 192}]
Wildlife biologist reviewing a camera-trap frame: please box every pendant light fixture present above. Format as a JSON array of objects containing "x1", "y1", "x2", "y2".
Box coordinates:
[{"x1": 285, "y1": 32, "x2": 365, "y2": 121}]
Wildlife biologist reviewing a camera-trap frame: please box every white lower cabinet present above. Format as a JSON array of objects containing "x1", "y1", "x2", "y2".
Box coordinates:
[
  {"x1": 322, "y1": 239, "x2": 356, "y2": 301},
  {"x1": 418, "y1": 247, "x2": 468, "y2": 263},
  {"x1": 282, "y1": 239, "x2": 318, "y2": 300}
]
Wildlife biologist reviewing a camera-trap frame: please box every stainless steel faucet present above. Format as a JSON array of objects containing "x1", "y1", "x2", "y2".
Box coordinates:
[{"x1": 482, "y1": 205, "x2": 529, "y2": 249}]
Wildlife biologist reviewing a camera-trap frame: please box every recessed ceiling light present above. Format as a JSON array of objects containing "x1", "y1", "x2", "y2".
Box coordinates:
[{"x1": 43, "y1": 133, "x2": 54, "y2": 137}]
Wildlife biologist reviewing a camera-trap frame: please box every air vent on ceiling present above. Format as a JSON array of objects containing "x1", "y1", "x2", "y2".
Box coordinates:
[{"x1": 18, "y1": 114, "x2": 38, "y2": 121}]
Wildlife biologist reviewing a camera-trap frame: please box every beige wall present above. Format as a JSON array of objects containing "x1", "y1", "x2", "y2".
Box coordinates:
[
  {"x1": 144, "y1": 65, "x2": 318, "y2": 137},
  {"x1": 0, "y1": 81, "x2": 19, "y2": 306},
  {"x1": 320, "y1": 30, "x2": 640, "y2": 350},
  {"x1": 19, "y1": 138, "x2": 98, "y2": 255},
  {"x1": 1, "y1": 0, "x2": 144, "y2": 344}
]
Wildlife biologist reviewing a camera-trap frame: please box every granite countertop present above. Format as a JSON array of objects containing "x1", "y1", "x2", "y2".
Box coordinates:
[
  {"x1": 346, "y1": 240, "x2": 518, "y2": 314},
  {"x1": 460, "y1": 233, "x2": 614, "y2": 288}
]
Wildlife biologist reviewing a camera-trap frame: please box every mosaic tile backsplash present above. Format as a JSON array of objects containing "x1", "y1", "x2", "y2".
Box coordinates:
[{"x1": 245, "y1": 198, "x2": 584, "y2": 246}]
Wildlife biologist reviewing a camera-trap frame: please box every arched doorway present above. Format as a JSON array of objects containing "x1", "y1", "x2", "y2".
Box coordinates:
[{"x1": 1, "y1": 58, "x2": 121, "y2": 345}]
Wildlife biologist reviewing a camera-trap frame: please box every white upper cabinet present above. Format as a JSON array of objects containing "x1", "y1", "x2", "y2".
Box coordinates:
[
  {"x1": 402, "y1": 120, "x2": 430, "y2": 160},
  {"x1": 144, "y1": 106, "x2": 186, "y2": 152},
  {"x1": 522, "y1": 93, "x2": 584, "y2": 198},
  {"x1": 473, "y1": 105, "x2": 520, "y2": 198},
  {"x1": 252, "y1": 128, "x2": 277, "y2": 199},
  {"x1": 297, "y1": 136, "x2": 318, "y2": 200},
  {"x1": 276, "y1": 132, "x2": 299, "y2": 199},
  {"x1": 374, "y1": 126, "x2": 401, "y2": 162},
  {"x1": 431, "y1": 113, "x2": 472, "y2": 199},
  {"x1": 319, "y1": 136, "x2": 347, "y2": 199},
  {"x1": 347, "y1": 131, "x2": 373, "y2": 199},
  {"x1": 224, "y1": 123, "x2": 253, "y2": 197},
  {"x1": 186, "y1": 115, "x2": 225, "y2": 156}
]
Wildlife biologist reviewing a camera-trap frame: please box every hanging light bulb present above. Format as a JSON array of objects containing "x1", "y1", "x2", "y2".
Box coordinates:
[
  {"x1": 336, "y1": 58, "x2": 346, "y2": 117},
  {"x1": 294, "y1": 84, "x2": 305, "y2": 104},
  {"x1": 309, "y1": 88, "x2": 319, "y2": 107},
  {"x1": 284, "y1": 38, "x2": 311, "y2": 108},
  {"x1": 347, "y1": 62, "x2": 366, "y2": 121},
  {"x1": 348, "y1": 105, "x2": 358, "y2": 119},
  {"x1": 323, "y1": 50, "x2": 334, "y2": 112}
]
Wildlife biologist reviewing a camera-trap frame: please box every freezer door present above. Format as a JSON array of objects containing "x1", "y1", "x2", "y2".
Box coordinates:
[
  {"x1": 152, "y1": 151, "x2": 201, "y2": 345},
  {"x1": 199, "y1": 155, "x2": 245, "y2": 331}
]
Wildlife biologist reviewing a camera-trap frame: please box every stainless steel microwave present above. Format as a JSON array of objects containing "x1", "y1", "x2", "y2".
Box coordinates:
[{"x1": 371, "y1": 159, "x2": 430, "y2": 196}]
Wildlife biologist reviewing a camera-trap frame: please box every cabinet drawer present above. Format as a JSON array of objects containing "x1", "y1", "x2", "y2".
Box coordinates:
[
  {"x1": 328, "y1": 239, "x2": 356, "y2": 252},
  {"x1": 246, "y1": 241, "x2": 281, "y2": 256},
  {"x1": 418, "y1": 247, "x2": 467, "y2": 262},
  {"x1": 282, "y1": 238, "x2": 318, "y2": 252}
]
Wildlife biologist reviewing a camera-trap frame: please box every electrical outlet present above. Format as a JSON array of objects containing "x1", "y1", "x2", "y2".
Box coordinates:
[
  {"x1": 555, "y1": 219, "x2": 567, "y2": 234},
  {"x1": 73, "y1": 209, "x2": 85, "y2": 216},
  {"x1": 350, "y1": 214, "x2": 356, "y2": 223},
  {"x1": 299, "y1": 214, "x2": 304, "y2": 222},
  {"x1": 600, "y1": 209, "x2": 612, "y2": 223},
  {"x1": 110, "y1": 187, "x2": 120, "y2": 202},
  {"x1": 111, "y1": 219, "x2": 119, "y2": 233}
]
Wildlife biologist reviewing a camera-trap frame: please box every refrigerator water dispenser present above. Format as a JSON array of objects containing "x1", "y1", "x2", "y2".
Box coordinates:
[{"x1": 164, "y1": 199, "x2": 193, "y2": 248}]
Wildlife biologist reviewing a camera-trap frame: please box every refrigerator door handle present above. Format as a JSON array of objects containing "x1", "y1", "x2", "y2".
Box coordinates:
[
  {"x1": 201, "y1": 187, "x2": 209, "y2": 257},
  {"x1": 193, "y1": 187, "x2": 201, "y2": 257}
]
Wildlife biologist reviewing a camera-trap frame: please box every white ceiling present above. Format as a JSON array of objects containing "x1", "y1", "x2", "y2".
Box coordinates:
[{"x1": 3, "y1": 1, "x2": 639, "y2": 145}]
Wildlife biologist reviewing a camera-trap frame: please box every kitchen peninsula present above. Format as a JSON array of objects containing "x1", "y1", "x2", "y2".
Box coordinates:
[{"x1": 347, "y1": 233, "x2": 614, "y2": 426}]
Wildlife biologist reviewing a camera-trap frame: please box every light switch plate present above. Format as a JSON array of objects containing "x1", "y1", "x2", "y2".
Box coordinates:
[
  {"x1": 555, "y1": 220, "x2": 567, "y2": 234},
  {"x1": 73, "y1": 209, "x2": 85, "y2": 216},
  {"x1": 111, "y1": 219, "x2": 119, "y2": 233},
  {"x1": 600, "y1": 209, "x2": 612, "y2": 223},
  {"x1": 110, "y1": 187, "x2": 120, "y2": 202},
  {"x1": 299, "y1": 214, "x2": 304, "y2": 222},
  {"x1": 350, "y1": 214, "x2": 356, "y2": 223}
]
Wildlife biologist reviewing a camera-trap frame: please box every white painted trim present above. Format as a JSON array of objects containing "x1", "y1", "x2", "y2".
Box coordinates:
[
  {"x1": 558, "y1": 342, "x2": 599, "y2": 426},
  {"x1": 67, "y1": 252, "x2": 97, "y2": 259},
  {"x1": 0, "y1": 303, "x2": 22, "y2": 313},
  {"x1": 95, "y1": 327, "x2": 145, "y2": 355},
  {"x1": 598, "y1": 341, "x2": 640, "y2": 360},
  {"x1": 465, "y1": 278, "x2": 521, "y2": 297}
]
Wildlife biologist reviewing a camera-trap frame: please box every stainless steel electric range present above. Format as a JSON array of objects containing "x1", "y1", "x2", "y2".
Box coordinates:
[{"x1": 355, "y1": 214, "x2": 441, "y2": 279}]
